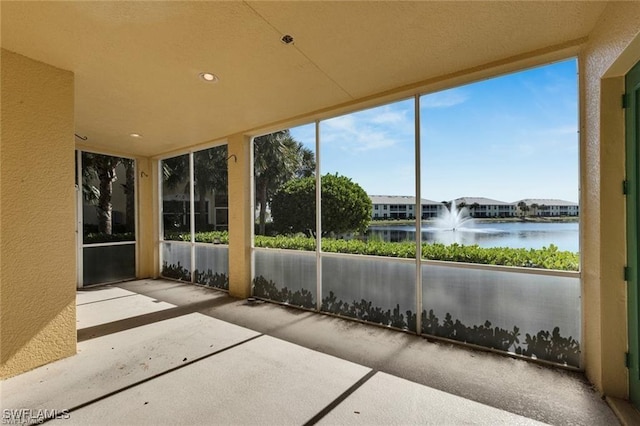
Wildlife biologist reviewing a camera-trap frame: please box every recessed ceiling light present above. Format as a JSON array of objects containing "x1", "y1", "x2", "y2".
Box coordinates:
[
  {"x1": 199, "y1": 72, "x2": 219, "y2": 83},
  {"x1": 130, "y1": 133, "x2": 142, "y2": 138}
]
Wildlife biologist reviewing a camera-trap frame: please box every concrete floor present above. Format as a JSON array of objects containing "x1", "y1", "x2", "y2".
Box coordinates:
[{"x1": 1, "y1": 279, "x2": 624, "y2": 425}]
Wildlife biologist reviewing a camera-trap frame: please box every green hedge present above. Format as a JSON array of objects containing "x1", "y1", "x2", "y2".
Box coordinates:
[
  {"x1": 165, "y1": 231, "x2": 229, "y2": 244},
  {"x1": 84, "y1": 232, "x2": 135, "y2": 244},
  {"x1": 166, "y1": 231, "x2": 579, "y2": 271}
]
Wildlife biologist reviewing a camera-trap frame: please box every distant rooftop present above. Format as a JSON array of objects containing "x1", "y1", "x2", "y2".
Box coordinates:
[
  {"x1": 455, "y1": 197, "x2": 513, "y2": 206},
  {"x1": 369, "y1": 195, "x2": 442, "y2": 205},
  {"x1": 369, "y1": 195, "x2": 579, "y2": 206},
  {"x1": 513, "y1": 198, "x2": 579, "y2": 206}
]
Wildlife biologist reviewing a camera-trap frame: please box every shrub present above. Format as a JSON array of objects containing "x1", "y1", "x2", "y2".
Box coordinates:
[
  {"x1": 253, "y1": 236, "x2": 578, "y2": 271},
  {"x1": 84, "y1": 232, "x2": 135, "y2": 244},
  {"x1": 270, "y1": 174, "x2": 372, "y2": 236}
]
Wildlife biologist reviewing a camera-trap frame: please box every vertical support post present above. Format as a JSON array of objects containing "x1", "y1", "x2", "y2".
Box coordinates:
[
  {"x1": 157, "y1": 158, "x2": 164, "y2": 277},
  {"x1": 316, "y1": 120, "x2": 322, "y2": 311},
  {"x1": 134, "y1": 159, "x2": 140, "y2": 278},
  {"x1": 76, "y1": 150, "x2": 84, "y2": 289},
  {"x1": 189, "y1": 151, "x2": 196, "y2": 282},
  {"x1": 249, "y1": 137, "x2": 256, "y2": 293},
  {"x1": 136, "y1": 156, "x2": 157, "y2": 279},
  {"x1": 228, "y1": 134, "x2": 253, "y2": 298},
  {"x1": 414, "y1": 94, "x2": 423, "y2": 335}
]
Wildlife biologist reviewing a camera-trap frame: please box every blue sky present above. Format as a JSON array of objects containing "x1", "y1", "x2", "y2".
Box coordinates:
[{"x1": 290, "y1": 58, "x2": 579, "y2": 203}]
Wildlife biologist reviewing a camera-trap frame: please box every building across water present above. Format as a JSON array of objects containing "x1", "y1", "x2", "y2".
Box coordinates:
[
  {"x1": 369, "y1": 196, "x2": 579, "y2": 220},
  {"x1": 369, "y1": 196, "x2": 444, "y2": 220},
  {"x1": 513, "y1": 198, "x2": 580, "y2": 217}
]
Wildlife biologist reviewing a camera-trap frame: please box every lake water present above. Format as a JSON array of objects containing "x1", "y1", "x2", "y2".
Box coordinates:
[{"x1": 368, "y1": 221, "x2": 579, "y2": 252}]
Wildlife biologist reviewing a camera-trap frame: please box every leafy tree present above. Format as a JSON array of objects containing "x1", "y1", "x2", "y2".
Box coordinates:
[
  {"x1": 160, "y1": 134, "x2": 311, "y2": 235},
  {"x1": 539, "y1": 204, "x2": 548, "y2": 217},
  {"x1": 530, "y1": 203, "x2": 539, "y2": 217},
  {"x1": 254, "y1": 130, "x2": 314, "y2": 234},
  {"x1": 122, "y1": 161, "x2": 135, "y2": 228},
  {"x1": 297, "y1": 146, "x2": 316, "y2": 179},
  {"x1": 321, "y1": 173, "x2": 371, "y2": 235},
  {"x1": 161, "y1": 155, "x2": 189, "y2": 232},
  {"x1": 270, "y1": 177, "x2": 315, "y2": 236},
  {"x1": 271, "y1": 173, "x2": 372, "y2": 236},
  {"x1": 469, "y1": 202, "x2": 480, "y2": 217},
  {"x1": 162, "y1": 155, "x2": 188, "y2": 189},
  {"x1": 517, "y1": 201, "x2": 529, "y2": 217},
  {"x1": 82, "y1": 153, "x2": 134, "y2": 235},
  {"x1": 194, "y1": 146, "x2": 228, "y2": 230},
  {"x1": 81, "y1": 163, "x2": 100, "y2": 204},
  {"x1": 161, "y1": 150, "x2": 228, "y2": 231}
]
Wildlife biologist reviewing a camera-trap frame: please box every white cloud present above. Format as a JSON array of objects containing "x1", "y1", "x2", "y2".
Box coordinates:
[
  {"x1": 349, "y1": 130, "x2": 397, "y2": 152},
  {"x1": 321, "y1": 105, "x2": 412, "y2": 152},
  {"x1": 421, "y1": 88, "x2": 468, "y2": 109},
  {"x1": 370, "y1": 110, "x2": 407, "y2": 125},
  {"x1": 323, "y1": 115, "x2": 357, "y2": 136}
]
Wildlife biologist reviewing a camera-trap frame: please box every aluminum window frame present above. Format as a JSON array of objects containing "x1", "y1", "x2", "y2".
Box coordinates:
[{"x1": 76, "y1": 149, "x2": 138, "y2": 288}]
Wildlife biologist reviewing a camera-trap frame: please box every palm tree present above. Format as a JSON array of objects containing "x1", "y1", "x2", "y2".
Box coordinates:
[
  {"x1": 469, "y1": 202, "x2": 480, "y2": 217},
  {"x1": 517, "y1": 201, "x2": 529, "y2": 218},
  {"x1": 162, "y1": 155, "x2": 188, "y2": 188},
  {"x1": 530, "y1": 203, "x2": 539, "y2": 217},
  {"x1": 539, "y1": 204, "x2": 548, "y2": 217},
  {"x1": 194, "y1": 146, "x2": 228, "y2": 230},
  {"x1": 162, "y1": 155, "x2": 189, "y2": 232},
  {"x1": 254, "y1": 130, "x2": 315, "y2": 235},
  {"x1": 297, "y1": 146, "x2": 316, "y2": 178},
  {"x1": 161, "y1": 151, "x2": 229, "y2": 231},
  {"x1": 160, "y1": 133, "x2": 314, "y2": 235},
  {"x1": 122, "y1": 160, "x2": 135, "y2": 230},
  {"x1": 83, "y1": 153, "x2": 122, "y2": 235}
]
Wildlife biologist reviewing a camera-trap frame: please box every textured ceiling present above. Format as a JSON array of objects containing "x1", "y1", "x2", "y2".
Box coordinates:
[{"x1": 1, "y1": 1, "x2": 608, "y2": 157}]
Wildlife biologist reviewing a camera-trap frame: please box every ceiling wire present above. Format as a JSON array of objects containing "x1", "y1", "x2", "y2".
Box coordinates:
[{"x1": 242, "y1": 1, "x2": 354, "y2": 100}]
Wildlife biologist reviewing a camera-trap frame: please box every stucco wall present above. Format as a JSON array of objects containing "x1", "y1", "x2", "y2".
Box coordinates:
[
  {"x1": 0, "y1": 50, "x2": 76, "y2": 378},
  {"x1": 580, "y1": 2, "x2": 640, "y2": 397},
  {"x1": 227, "y1": 134, "x2": 252, "y2": 298},
  {"x1": 137, "y1": 157, "x2": 156, "y2": 279}
]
